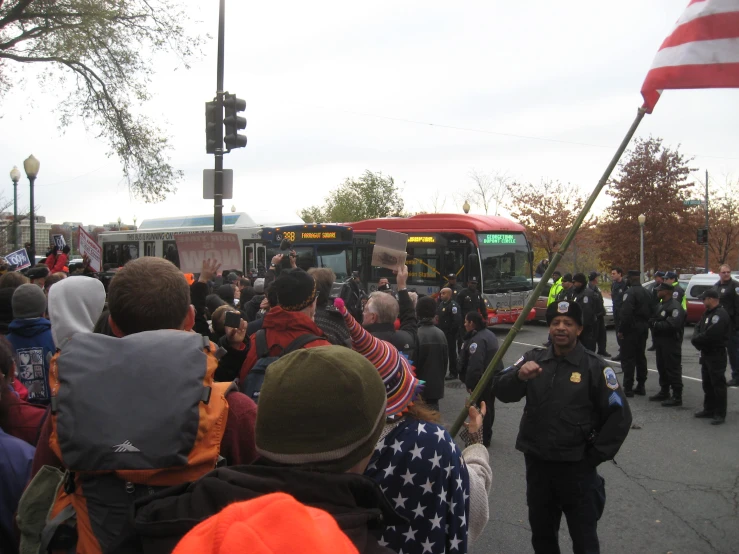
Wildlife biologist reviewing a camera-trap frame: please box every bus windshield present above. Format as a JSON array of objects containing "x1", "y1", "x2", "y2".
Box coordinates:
[
  {"x1": 476, "y1": 233, "x2": 532, "y2": 293},
  {"x1": 316, "y1": 245, "x2": 350, "y2": 281}
]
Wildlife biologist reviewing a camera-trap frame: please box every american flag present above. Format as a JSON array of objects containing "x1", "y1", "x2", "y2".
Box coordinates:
[
  {"x1": 641, "y1": 0, "x2": 739, "y2": 112},
  {"x1": 365, "y1": 418, "x2": 470, "y2": 554}
]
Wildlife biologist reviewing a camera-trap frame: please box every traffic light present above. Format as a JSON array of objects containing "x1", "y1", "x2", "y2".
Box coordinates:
[
  {"x1": 223, "y1": 93, "x2": 247, "y2": 151},
  {"x1": 205, "y1": 100, "x2": 220, "y2": 154},
  {"x1": 697, "y1": 228, "x2": 708, "y2": 245}
]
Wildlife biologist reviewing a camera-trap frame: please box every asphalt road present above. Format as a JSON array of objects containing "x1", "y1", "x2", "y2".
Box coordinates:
[{"x1": 439, "y1": 322, "x2": 739, "y2": 554}]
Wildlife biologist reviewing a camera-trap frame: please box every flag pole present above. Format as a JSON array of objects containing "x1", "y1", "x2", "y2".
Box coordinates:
[{"x1": 449, "y1": 106, "x2": 647, "y2": 437}]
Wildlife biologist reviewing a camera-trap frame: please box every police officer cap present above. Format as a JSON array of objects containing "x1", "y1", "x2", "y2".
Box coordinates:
[
  {"x1": 654, "y1": 271, "x2": 666, "y2": 278},
  {"x1": 656, "y1": 282, "x2": 673, "y2": 292},
  {"x1": 546, "y1": 300, "x2": 583, "y2": 326},
  {"x1": 447, "y1": 273, "x2": 457, "y2": 280},
  {"x1": 561, "y1": 273, "x2": 573, "y2": 283},
  {"x1": 627, "y1": 270, "x2": 641, "y2": 278},
  {"x1": 26, "y1": 266, "x2": 50, "y2": 280},
  {"x1": 588, "y1": 271, "x2": 599, "y2": 282},
  {"x1": 700, "y1": 289, "x2": 719, "y2": 300},
  {"x1": 573, "y1": 273, "x2": 587, "y2": 285},
  {"x1": 664, "y1": 271, "x2": 678, "y2": 279},
  {"x1": 468, "y1": 276, "x2": 478, "y2": 283}
]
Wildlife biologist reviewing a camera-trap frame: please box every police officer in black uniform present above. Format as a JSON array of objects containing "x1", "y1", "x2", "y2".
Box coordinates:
[
  {"x1": 459, "y1": 311, "x2": 500, "y2": 447},
  {"x1": 436, "y1": 287, "x2": 462, "y2": 380},
  {"x1": 494, "y1": 300, "x2": 632, "y2": 554},
  {"x1": 618, "y1": 270, "x2": 652, "y2": 397},
  {"x1": 691, "y1": 289, "x2": 731, "y2": 425},
  {"x1": 445, "y1": 273, "x2": 463, "y2": 299},
  {"x1": 556, "y1": 273, "x2": 575, "y2": 302},
  {"x1": 572, "y1": 273, "x2": 598, "y2": 352},
  {"x1": 588, "y1": 272, "x2": 610, "y2": 357},
  {"x1": 610, "y1": 267, "x2": 629, "y2": 361},
  {"x1": 647, "y1": 271, "x2": 666, "y2": 351},
  {"x1": 664, "y1": 271, "x2": 686, "y2": 310},
  {"x1": 713, "y1": 264, "x2": 739, "y2": 387},
  {"x1": 648, "y1": 283, "x2": 686, "y2": 406},
  {"x1": 457, "y1": 276, "x2": 487, "y2": 334}
]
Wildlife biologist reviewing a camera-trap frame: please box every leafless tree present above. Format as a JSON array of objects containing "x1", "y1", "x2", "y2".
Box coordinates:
[{"x1": 467, "y1": 169, "x2": 511, "y2": 215}]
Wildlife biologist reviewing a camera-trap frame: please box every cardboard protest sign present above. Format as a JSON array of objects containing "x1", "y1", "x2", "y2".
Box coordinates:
[
  {"x1": 174, "y1": 232, "x2": 242, "y2": 274},
  {"x1": 5, "y1": 248, "x2": 31, "y2": 270},
  {"x1": 371, "y1": 228, "x2": 408, "y2": 272},
  {"x1": 53, "y1": 234, "x2": 66, "y2": 250},
  {"x1": 78, "y1": 226, "x2": 102, "y2": 272}
]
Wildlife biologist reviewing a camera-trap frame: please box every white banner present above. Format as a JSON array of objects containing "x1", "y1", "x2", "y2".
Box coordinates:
[{"x1": 78, "y1": 226, "x2": 102, "y2": 272}]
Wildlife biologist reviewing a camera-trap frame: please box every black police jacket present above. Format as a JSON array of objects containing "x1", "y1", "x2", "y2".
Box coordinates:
[
  {"x1": 650, "y1": 297, "x2": 685, "y2": 341},
  {"x1": 588, "y1": 284, "x2": 606, "y2": 318},
  {"x1": 457, "y1": 287, "x2": 487, "y2": 321},
  {"x1": 610, "y1": 280, "x2": 629, "y2": 314},
  {"x1": 573, "y1": 286, "x2": 597, "y2": 328},
  {"x1": 618, "y1": 284, "x2": 652, "y2": 334},
  {"x1": 556, "y1": 287, "x2": 575, "y2": 302},
  {"x1": 436, "y1": 299, "x2": 462, "y2": 335},
  {"x1": 459, "y1": 328, "x2": 501, "y2": 391},
  {"x1": 692, "y1": 305, "x2": 731, "y2": 354},
  {"x1": 494, "y1": 342, "x2": 632, "y2": 466},
  {"x1": 714, "y1": 278, "x2": 739, "y2": 329}
]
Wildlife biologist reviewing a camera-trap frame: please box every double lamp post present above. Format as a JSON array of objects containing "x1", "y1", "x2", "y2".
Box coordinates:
[{"x1": 8, "y1": 155, "x2": 40, "y2": 258}]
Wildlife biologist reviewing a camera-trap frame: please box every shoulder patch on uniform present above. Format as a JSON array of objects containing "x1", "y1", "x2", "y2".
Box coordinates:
[
  {"x1": 557, "y1": 301, "x2": 569, "y2": 313},
  {"x1": 469, "y1": 342, "x2": 478, "y2": 354},
  {"x1": 583, "y1": 296, "x2": 589, "y2": 303},
  {"x1": 623, "y1": 293, "x2": 628, "y2": 300},
  {"x1": 712, "y1": 315, "x2": 719, "y2": 324},
  {"x1": 452, "y1": 306, "x2": 458, "y2": 314},
  {"x1": 608, "y1": 391, "x2": 623, "y2": 407},
  {"x1": 672, "y1": 309, "x2": 679, "y2": 318},
  {"x1": 660, "y1": 310, "x2": 666, "y2": 317},
  {"x1": 673, "y1": 291, "x2": 679, "y2": 298},
  {"x1": 603, "y1": 367, "x2": 619, "y2": 390}
]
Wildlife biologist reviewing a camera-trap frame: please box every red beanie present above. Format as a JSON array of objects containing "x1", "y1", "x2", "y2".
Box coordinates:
[{"x1": 173, "y1": 493, "x2": 358, "y2": 554}]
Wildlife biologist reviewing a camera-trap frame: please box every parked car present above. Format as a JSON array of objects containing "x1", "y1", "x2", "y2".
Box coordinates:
[{"x1": 531, "y1": 277, "x2": 613, "y2": 328}]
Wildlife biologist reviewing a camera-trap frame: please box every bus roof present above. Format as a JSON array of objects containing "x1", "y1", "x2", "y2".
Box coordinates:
[
  {"x1": 350, "y1": 213, "x2": 525, "y2": 233},
  {"x1": 137, "y1": 212, "x2": 257, "y2": 231}
]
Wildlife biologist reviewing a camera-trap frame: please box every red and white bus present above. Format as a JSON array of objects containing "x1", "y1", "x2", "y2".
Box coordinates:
[{"x1": 350, "y1": 213, "x2": 535, "y2": 326}]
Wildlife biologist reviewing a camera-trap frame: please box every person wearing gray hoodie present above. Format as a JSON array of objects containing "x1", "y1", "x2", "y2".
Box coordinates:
[{"x1": 48, "y1": 277, "x2": 106, "y2": 350}]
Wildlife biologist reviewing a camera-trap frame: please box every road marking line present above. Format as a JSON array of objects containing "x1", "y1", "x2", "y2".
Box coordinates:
[{"x1": 511, "y1": 341, "x2": 710, "y2": 384}]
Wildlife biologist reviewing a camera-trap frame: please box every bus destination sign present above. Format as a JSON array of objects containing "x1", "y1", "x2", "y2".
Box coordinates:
[
  {"x1": 408, "y1": 236, "x2": 435, "y2": 243},
  {"x1": 482, "y1": 233, "x2": 516, "y2": 245}
]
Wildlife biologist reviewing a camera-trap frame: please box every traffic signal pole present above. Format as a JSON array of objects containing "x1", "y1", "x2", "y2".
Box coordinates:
[
  {"x1": 214, "y1": 0, "x2": 226, "y2": 233},
  {"x1": 705, "y1": 169, "x2": 709, "y2": 271}
]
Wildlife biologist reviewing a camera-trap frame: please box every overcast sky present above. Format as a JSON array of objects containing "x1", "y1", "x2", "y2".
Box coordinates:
[{"x1": 2, "y1": 0, "x2": 738, "y2": 228}]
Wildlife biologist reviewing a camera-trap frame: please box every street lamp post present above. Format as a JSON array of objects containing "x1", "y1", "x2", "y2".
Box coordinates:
[
  {"x1": 638, "y1": 213, "x2": 646, "y2": 282},
  {"x1": 462, "y1": 200, "x2": 470, "y2": 214},
  {"x1": 23, "y1": 155, "x2": 40, "y2": 261},
  {"x1": 9, "y1": 166, "x2": 20, "y2": 250},
  {"x1": 118, "y1": 217, "x2": 122, "y2": 231}
]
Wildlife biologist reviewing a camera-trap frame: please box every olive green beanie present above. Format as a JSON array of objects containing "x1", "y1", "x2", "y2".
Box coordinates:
[{"x1": 255, "y1": 346, "x2": 387, "y2": 473}]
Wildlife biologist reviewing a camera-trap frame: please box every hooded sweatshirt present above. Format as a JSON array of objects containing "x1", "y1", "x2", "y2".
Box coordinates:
[
  {"x1": 6, "y1": 318, "x2": 55, "y2": 405},
  {"x1": 48, "y1": 276, "x2": 106, "y2": 349}
]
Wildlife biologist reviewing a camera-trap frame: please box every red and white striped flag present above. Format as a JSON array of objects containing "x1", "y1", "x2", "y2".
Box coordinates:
[{"x1": 641, "y1": 0, "x2": 739, "y2": 113}]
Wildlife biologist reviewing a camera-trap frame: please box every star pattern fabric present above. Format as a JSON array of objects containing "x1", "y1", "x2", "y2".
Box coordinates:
[{"x1": 366, "y1": 418, "x2": 470, "y2": 554}]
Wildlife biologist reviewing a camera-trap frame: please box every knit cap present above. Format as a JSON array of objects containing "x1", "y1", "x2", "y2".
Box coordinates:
[
  {"x1": 546, "y1": 299, "x2": 583, "y2": 326},
  {"x1": 274, "y1": 269, "x2": 318, "y2": 311},
  {"x1": 12, "y1": 283, "x2": 47, "y2": 319},
  {"x1": 334, "y1": 298, "x2": 424, "y2": 420},
  {"x1": 256, "y1": 346, "x2": 386, "y2": 473},
  {"x1": 173, "y1": 493, "x2": 358, "y2": 554}
]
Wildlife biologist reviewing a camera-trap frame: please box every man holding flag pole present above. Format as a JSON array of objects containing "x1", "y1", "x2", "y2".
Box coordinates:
[{"x1": 448, "y1": 1, "x2": 739, "y2": 551}]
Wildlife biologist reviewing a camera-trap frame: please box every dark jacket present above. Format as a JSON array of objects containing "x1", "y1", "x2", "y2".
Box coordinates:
[
  {"x1": 111, "y1": 465, "x2": 402, "y2": 554},
  {"x1": 588, "y1": 283, "x2": 606, "y2": 319},
  {"x1": 190, "y1": 281, "x2": 210, "y2": 338},
  {"x1": 692, "y1": 305, "x2": 731, "y2": 354},
  {"x1": 6, "y1": 318, "x2": 55, "y2": 405},
  {"x1": 714, "y1": 278, "x2": 739, "y2": 329},
  {"x1": 610, "y1": 279, "x2": 629, "y2": 314},
  {"x1": 365, "y1": 290, "x2": 418, "y2": 361},
  {"x1": 242, "y1": 294, "x2": 265, "y2": 322},
  {"x1": 0, "y1": 428, "x2": 34, "y2": 552},
  {"x1": 459, "y1": 327, "x2": 501, "y2": 391},
  {"x1": 313, "y1": 304, "x2": 351, "y2": 347},
  {"x1": 618, "y1": 284, "x2": 652, "y2": 334},
  {"x1": 456, "y1": 287, "x2": 487, "y2": 322},
  {"x1": 573, "y1": 285, "x2": 597, "y2": 330},
  {"x1": 494, "y1": 342, "x2": 632, "y2": 466},
  {"x1": 416, "y1": 320, "x2": 449, "y2": 400},
  {"x1": 650, "y1": 297, "x2": 685, "y2": 342},
  {"x1": 556, "y1": 286, "x2": 575, "y2": 303},
  {"x1": 435, "y1": 298, "x2": 461, "y2": 335}
]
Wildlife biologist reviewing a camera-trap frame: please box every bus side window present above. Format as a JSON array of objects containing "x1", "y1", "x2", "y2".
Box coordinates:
[{"x1": 144, "y1": 241, "x2": 156, "y2": 257}]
